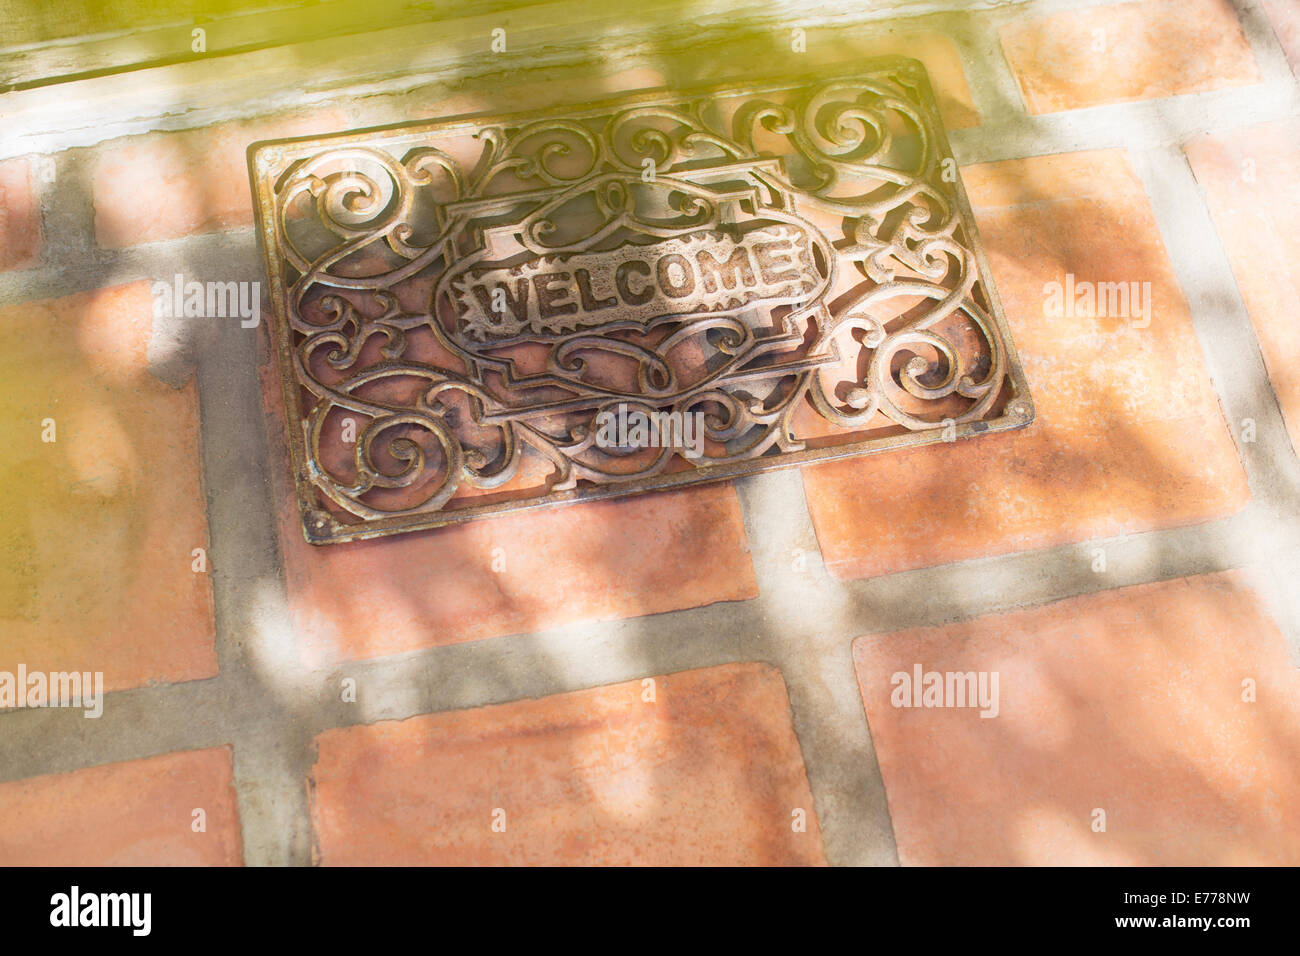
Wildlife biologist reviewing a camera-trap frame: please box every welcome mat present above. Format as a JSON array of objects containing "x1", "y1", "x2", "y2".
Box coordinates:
[{"x1": 249, "y1": 59, "x2": 1033, "y2": 544}]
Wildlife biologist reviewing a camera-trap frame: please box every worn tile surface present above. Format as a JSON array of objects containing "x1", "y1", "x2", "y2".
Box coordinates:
[
  {"x1": 1000, "y1": 0, "x2": 1260, "y2": 113},
  {"x1": 310, "y1": 662, "x2": 825, "y2": 865},
  {"x1": 0, "y1": 748, "x2": 242, "y2": 865},
  {"x1": 0, "y1": 282, "x2": 217, "y2": 693},
  {"x1": 853, "y1": 572, "x2": 1300, "y2": 866},
  {"x1": 0, "y1": 157, "x2": 42, "y2": 272}
]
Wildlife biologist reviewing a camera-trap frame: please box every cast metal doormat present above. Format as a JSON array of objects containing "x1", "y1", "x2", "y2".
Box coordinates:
[{"x1": 249, "y1": 59, "x2": 1033, "y2": 544}]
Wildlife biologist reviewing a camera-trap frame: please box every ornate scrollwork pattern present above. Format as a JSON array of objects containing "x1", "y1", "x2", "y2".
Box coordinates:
[{"x1": 250, "y1": 60, "x2": 1032, "y2": 542}]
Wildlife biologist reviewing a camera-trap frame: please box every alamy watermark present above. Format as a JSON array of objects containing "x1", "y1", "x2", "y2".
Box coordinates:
[
  {"x1": 890, "y1": 664, "x2": 999, "y2": 718},
  {"x1": 151, "y1": 273, "x2": 260, "y2": 327},
  {"x1": 50, "y1": 887, "x2": 150, "y2": 936},
  {"x1": 0, "y1": 666, "x2": 103, "y2": 718},
  {"x1": 1043, "y1": 273, "x2": 1152, "y2": 328},
  {"x1": 594, "y1": 404, "x2": 706, "y2": 459}
]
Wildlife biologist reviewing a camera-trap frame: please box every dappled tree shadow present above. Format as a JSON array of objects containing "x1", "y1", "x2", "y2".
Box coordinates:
[{"x1": 2, "y1": 0, "x2": 1298, "y2": 867}]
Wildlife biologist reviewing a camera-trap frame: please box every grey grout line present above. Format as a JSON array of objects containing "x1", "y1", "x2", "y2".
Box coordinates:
[
  {"x1": 36, "y1": 150, "x2": 100, "y2": 266},
  {"x1": 227, "y1": 717, "x2": 316, "y2": 866},
  {"x1": 947, "y1": 10, "x2": 1030, "y2": 123},
  {"x1": 0, "y1": 228, "x2": 266, "y2": 320},
  {"x1": 1128, "y1": 141, "x2": 1300, "y2": 658},
  {"x1": 948, "y1": 82, "x2": 1300, "y2": 165},
  {"x1": 1233, "y1": 0, "x2": 1300, "y2": 90},
  {"x1": 4, "y1": 0, "x2": 1300, "y2": 865},
  {"x1": 838, "y1": 507, "x2": 1279, "y2": 627},
  {"x1": 1130, "y1": 144, "x2": 1300, "y2": 507},
  {"x1": 303, "y1": 602, "x2": 772, "y2": 733},
  {"x1": 191, "y1": 326, "x2": 308, "y2": 865},
  {"x1": 732, "y1": 468, "x2": 901, "y2": 866},
  {"x1": 0, "y1": 676, "x2": 247, "y2": 783}
]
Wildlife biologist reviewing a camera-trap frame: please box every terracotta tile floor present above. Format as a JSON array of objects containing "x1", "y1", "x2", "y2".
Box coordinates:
[{"x1": 0, "y1": 0, "x2": 1297, "y2": 868}]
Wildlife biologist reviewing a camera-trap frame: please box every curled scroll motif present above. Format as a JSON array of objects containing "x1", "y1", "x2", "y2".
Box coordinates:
[{"x1": 250, "y1": 60, "x2": 1032, "y2": 542}]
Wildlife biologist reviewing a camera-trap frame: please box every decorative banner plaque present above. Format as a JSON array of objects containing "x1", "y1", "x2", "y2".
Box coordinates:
[{"x1": 249, "y1": 59, "x2": 1034, "y2": 544}]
